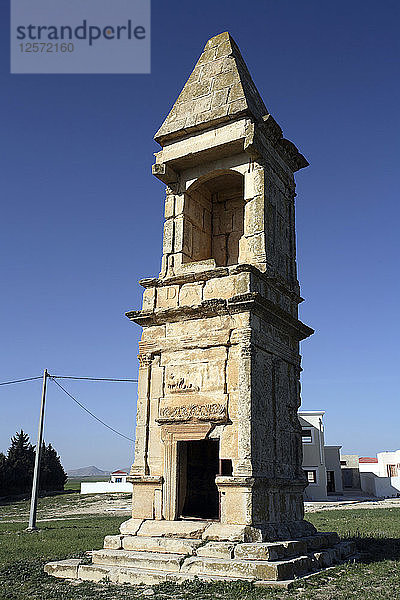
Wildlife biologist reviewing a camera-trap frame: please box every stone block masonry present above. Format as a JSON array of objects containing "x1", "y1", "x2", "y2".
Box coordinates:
[
  {"x1": 45, "y1": 31, "x2": 351, "y2": 586},
  {"x1": 45, "y1": 519, "x2": 355, "y2": 586}
]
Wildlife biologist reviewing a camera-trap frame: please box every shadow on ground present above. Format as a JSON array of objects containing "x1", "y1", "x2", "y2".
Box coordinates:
[{"x1": 351, "y1": 535, "x2": 400, "y2": 563}]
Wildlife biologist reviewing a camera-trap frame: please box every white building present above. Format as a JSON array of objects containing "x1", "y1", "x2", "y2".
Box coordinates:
[
  {"x1": 80, "y1": 469, "x2": 132, "y2": 494},
  {"x1": 358, "y1": 451, "x2": 400, "y2": 498},
  {"x1": 110, "y1": 470, "x2": 129, "y2": 483},
  {"x1": 299, "y1": 411, "x2": 343, "y2": 500},
  {"x1": 358, "y1": 456, "x2": 380, "y2": 476}
]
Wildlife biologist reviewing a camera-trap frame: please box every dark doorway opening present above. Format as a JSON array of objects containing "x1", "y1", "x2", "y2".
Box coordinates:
[
  {"x1": 178, "y1": 439, "x2": 219, "y2": 520},
  {"x1": 327, "y1": 470, "x2": 336, "y2": 493}
]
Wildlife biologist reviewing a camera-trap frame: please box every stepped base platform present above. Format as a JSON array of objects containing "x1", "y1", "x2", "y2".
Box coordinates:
[{"x1": 44, "y1": 519, "x2": 355, "y2": 588}]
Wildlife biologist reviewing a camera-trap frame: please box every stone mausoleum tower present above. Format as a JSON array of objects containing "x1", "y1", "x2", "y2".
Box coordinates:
[
  {"x1": 45, "y1": 33, "x2": 353, "y2": 586},
  {"x1": 127, "y1": 32, "x2": 314, "y2": 537}
]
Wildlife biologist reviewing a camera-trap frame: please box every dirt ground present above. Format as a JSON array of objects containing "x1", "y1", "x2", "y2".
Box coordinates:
[
  {"x1": 304, "y1": 496, "x2": 400, "y2": 513},
  {"x1": 0, "y1": 493, "x2": 132, "y2": 523}
]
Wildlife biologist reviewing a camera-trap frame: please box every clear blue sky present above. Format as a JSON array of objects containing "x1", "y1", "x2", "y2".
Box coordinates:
[{"x1": 1, "y1": 1, "x2": 399, "y2": 471}]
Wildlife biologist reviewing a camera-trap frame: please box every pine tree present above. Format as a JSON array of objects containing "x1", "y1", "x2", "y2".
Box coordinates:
[
  {"x1": 1, "y1": 431, "x2": 67, "y2": 496},
  {"x1": 6, "y1": 430, "x2": 35, "y2": 495},
  {"x1": 0, "y1": 452, "x2": 7, "y2": 496},
  {"x1": 39, "y1": 442, "x2": 67, "y2": 491}
]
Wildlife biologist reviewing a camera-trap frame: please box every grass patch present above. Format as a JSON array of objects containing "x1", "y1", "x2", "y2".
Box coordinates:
[
  {"x1": 65, "y1": 477, "x2": 110, "y2": 492},
  {"x1": 0, "y1": 508, "x2": 399, "y2": 599},
  {"x1": 64, "y1": 480, "x2": 81, "y2": 492},
  {"x1": 0, "y1": 517, "x2": 125, "y2": 566}
]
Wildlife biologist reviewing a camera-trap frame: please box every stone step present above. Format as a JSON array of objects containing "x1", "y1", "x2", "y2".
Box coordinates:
[
  {"x1": 196, "y1": 541, "x2": 235, "y2": 559},
  {"x1": 136, "y1": 520, "x2": 208, "y2": 539},
  {"x1": 78, "y1": 563, "x2": 171, "y2": 585},
  {"x1": 103, "y1": 534, "x2": 203, "y2": 555},
  {"x1": 91, "y1": 549, "x2": 184, "y2": 572},
  {"x1": 45, "y1": 559, "x2": 81, "y2": 579},
  {"x1": 81, "y1": 563, "x2": 266, "y2": 585},
  {"x1": 46, "y1": 560, "x2": 295, "y2": 586},
  {"x1": 129, "y1": 520, "x2": 263, "y2": 542},
  {"x1": 122, "y1": 536, "x2": 203, "y2": 555},
  {"x1": 103, "y1": 534, "x2": 351, "y2": 562},
  {"x1": 180, "y1": 554, "x2": 315, "y2": 581},
  {"x1": 312, "y1": 542, "x2": 355, "y2": 568},
  {"x1": 234, "y1": 541, "x2": 305, "y2": 561},
  {"x1": 45, "y1": 540, "x2": 356, "y2": 586},
  {"x1": 303, "y1": 532, "x2": 340, "y2": 551}
]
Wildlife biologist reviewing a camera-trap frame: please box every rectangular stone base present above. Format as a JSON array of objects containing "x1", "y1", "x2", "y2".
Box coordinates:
[
  {"x1": 44, "y1": 519, "x2": 355, "y2": 587},
  {"x1": 44, "y1": 560, "x2": 343, "y2": 589}
]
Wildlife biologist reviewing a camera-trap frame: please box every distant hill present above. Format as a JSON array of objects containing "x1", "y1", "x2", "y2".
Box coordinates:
[{"x1": 67, "y1": 466, "x2": 110, "y2": 477}]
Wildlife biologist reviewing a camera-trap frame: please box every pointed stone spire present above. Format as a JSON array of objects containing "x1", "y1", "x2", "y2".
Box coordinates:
[{"x1": 154, "y1": 32, "x2": 269, "y2": 145}]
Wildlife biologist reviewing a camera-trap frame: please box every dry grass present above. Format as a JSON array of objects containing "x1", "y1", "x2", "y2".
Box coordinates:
[{"x1": 0, "y1": 506, "x2": 399, "y2": 600}]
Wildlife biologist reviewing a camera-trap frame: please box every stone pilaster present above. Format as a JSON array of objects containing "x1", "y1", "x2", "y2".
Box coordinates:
[{"x1": 130, "y1": 353, "x2": 152, "y2": 476}]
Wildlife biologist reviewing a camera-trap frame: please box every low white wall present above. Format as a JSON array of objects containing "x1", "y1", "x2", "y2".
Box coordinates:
[
  {"x1": 359, "y1": 463, "x2": 380, "y2": 476},
  {"x1": 80, "y1": 482, "x2": 132, "y2": 494},
  {"x1": 360, "y1": 473, "x2": 400, "y2": 498}
]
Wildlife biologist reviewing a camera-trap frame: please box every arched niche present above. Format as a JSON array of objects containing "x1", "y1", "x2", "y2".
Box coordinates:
[{"x1": 183, "y1": 170, "x2": 244, "y2": 267}]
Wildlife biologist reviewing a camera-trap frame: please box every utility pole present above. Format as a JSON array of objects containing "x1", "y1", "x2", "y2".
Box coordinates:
[{"x1": 27, "y1": 368, "x2": 48, "y2": 531}]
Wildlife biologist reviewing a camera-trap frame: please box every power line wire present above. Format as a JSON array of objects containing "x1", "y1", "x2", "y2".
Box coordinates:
[
  {"x1": 49, "y1": 377, "x2": 134, "y2": 442},
  {"x1": 52, "y1": 375, "x2": 138, "y2": 382},
  {"x1": 0, "y1": 375, "x2": 138, "y2": 386},
  {"x1": 0, "y1": 376, "x2": 42, "y2": 386}
]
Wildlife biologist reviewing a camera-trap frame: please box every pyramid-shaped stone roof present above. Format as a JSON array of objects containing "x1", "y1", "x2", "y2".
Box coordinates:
[{"x1": 154, "y1": 32, "x2": 269, "y2": 145}]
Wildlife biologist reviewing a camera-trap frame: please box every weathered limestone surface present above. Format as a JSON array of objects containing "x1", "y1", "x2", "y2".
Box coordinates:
[
  {"x1": 44, "y1": 559, "x2": 81, "y2": 579},
  {"x1": 45, "y1": 31, "x2": 348, "y2": 587},
  {"x1": 201, "y1": 523, "x2": 262, "y2": 542},
  {"x1": 119, "y1": 518, "x2": 144, "y2": 535},
  {"x1": 137, "y1": 520, "x2": 208, "y2": 539},
  {"x1": 196, "y1": 542, "x2": 235, "y2": 559},
  {"x1": 122, "y1": 536, "x2": 202, "y2": 555},
  {"x1": 45, "y1": 527, "x2": 355, "y2": 586},
  {"x1": 92, "y1": 549, "x2": 184, "y2": 572},
  {"x1": 125, "y1": 32, "x2": 315, "y2": 537},
  {"x1": 104, "y1": 535, "x2": 123, "y2": 550}
]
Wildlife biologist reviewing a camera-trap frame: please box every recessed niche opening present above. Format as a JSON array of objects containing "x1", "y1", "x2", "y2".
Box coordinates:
[
  {"x1": 182, "y1": 171, "x2": 244, "y2": 267},
  {"x1": 178, "y1": 439, "x2": 220, "y2": 520},
  {"x1": 219, "y1": 458, "x2": 233, "y2": 476}
]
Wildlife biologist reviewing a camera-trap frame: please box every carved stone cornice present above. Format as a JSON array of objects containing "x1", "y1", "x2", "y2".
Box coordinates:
[
  {"x1": 244, "y1": 120, "x2": 304, "y2": 194},
  {"x1": 138, "y1": 263, "x2": 301, "y2": 303},
  {"x1": 127, "y1": 293, "x2": 313, "y2": 342},
  {"x1": 229, "y1": 293, "x2": 313, "y2": 340},
  {"x1": 160, "y1": 422, "x2": 213, "y2": 442},
  {"x1": 215, "y1": 476, "x2": 255, "y2": 487},
  {"x1": 127, "y1": 475, "x2": 163, "y2": 485}
]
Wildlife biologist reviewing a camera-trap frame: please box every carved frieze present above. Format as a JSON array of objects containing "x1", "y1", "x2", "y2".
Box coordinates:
[
  {"x1": 158, "y1": 402, "x2": 226, "y2": 422},
  {"x1": 157, "y1": 396, "x2": 228, "y2": 424},
  {"x1": 166, "y1": 374, "x2": 199, "y2": 393}
]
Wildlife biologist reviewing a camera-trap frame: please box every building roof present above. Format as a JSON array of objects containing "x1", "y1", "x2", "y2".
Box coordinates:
[
  {"x1": 154, "y1": 32, "x2": 269, "y2": 145},
  {"x1": 359, "y1": 457, "x2": 378, "y2": 463},
  {"x1": 111, "y1": 470, "x2": 128, "y2": 474}
]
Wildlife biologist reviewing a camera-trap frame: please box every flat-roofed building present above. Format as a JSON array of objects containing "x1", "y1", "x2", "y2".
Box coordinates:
[{"x1": 299, "y1": 411, "x2": 343, "y2": 500}]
